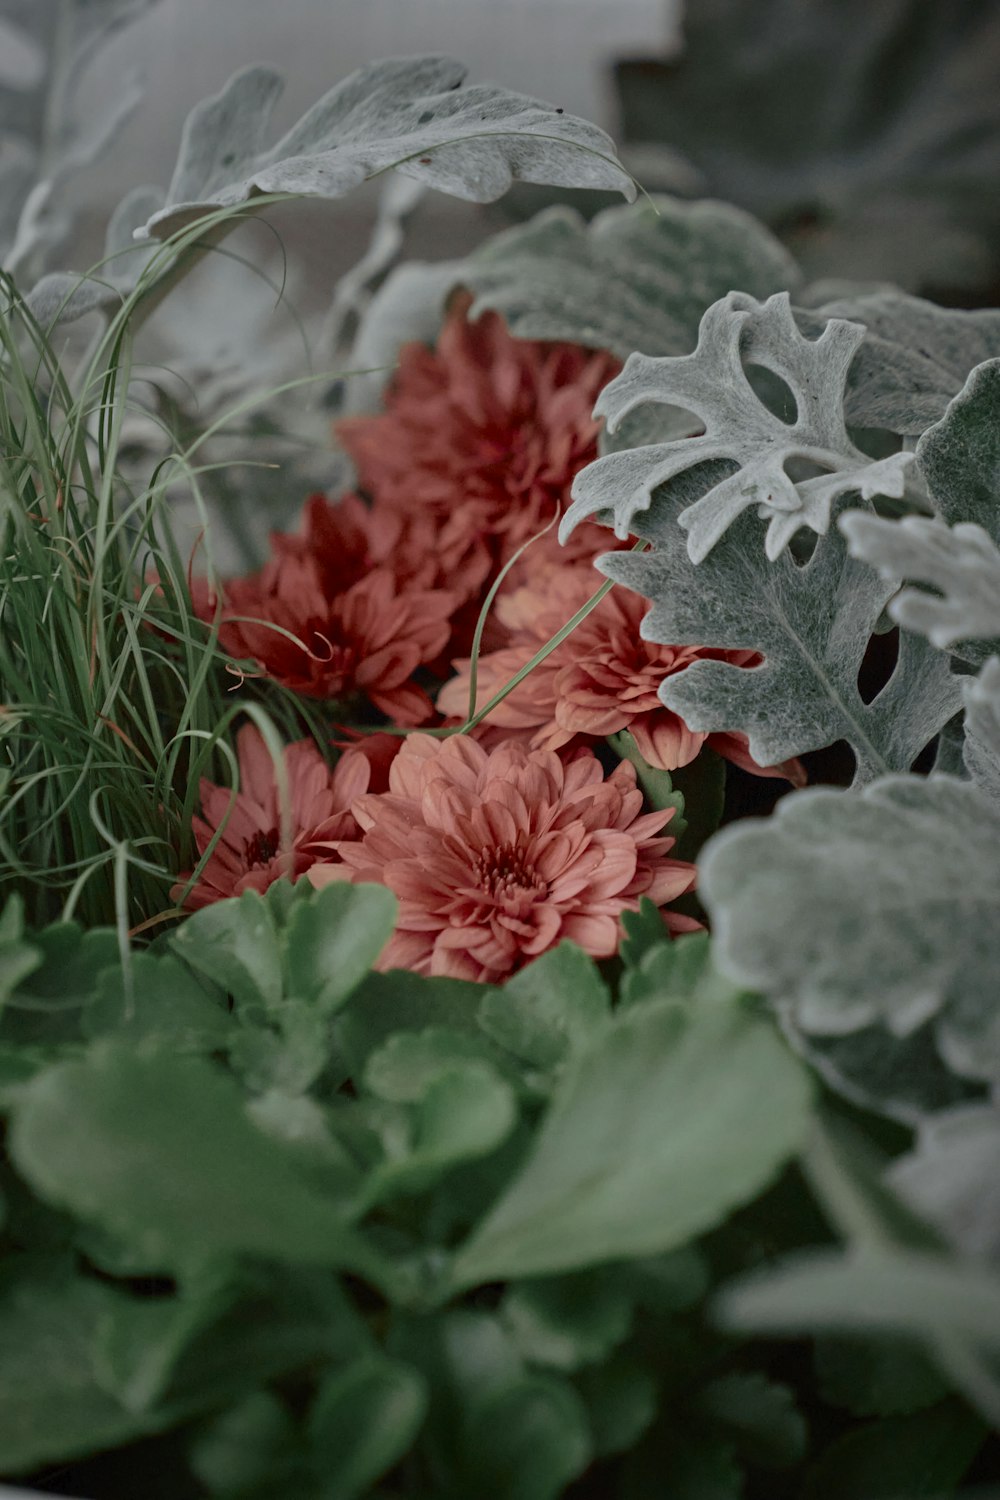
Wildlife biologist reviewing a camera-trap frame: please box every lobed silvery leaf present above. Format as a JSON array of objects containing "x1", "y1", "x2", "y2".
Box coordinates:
[
  {"x1": 1, "y1": 0, "x2": 159, "y2": 281},
  {"x1": 840, "y1": 357, "x2": 1000, "y2": 662},
  {"x1": 562, "y1": 291, "x2": 913, "y2": 563},
  {"x1": 963, "y1": 657, "x2": 1000, "y2": 808},
  {"x1": 699, "y1": 774, "x2": 1000, "y2": 1088},
  {"x1": 599, "y1": 501, "x2": 962, "y2": 783},
  {"x1": 460, "y1": 196, "x2": 802, "y2": 359},
  {"x1": 28, "y1": 56, "x2": 633, "y2": 323},
  {"x1": 887, "y1": 1103, "x2": 1000, "y2": 1261}
]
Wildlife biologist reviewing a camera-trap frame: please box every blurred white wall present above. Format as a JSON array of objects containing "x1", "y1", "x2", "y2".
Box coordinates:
[{"x1": 76, "y1": 0, "x2": 681, "y2": 204}]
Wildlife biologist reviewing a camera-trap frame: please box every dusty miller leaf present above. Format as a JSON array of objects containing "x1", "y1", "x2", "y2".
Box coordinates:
[
  {"x1": 840, "y1": 357, "x2": 1000, "y2": 663},
  {"x1": 28, "y1": 56, "x2": 632, "y2": 323},
  {"x1": 462, "y1": 196, "x2": 802, "y2": 359},
  {"x1": 963, "y1": 657, "x2": 1000, "y2": 808},
  {"x1": 1, "y1": 0, "x2": 158, "y2": 280},
  {"x1": 599, "y1": 501, "x2": 962, "y2": 783},
  {"x1": 700, "y1": 775, "x2": 1000, "y2": 1087},
  {"x1": 563, "y1": 292, "x2": 913, "y2": 563},
  {"x1": 887, "y1": 1103, "x2": 1000, "y2": 1261}
]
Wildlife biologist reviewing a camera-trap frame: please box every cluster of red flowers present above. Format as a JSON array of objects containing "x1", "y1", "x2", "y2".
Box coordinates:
[{"x1": 175, "y1": 294, "x2": 799, "y2": 978}]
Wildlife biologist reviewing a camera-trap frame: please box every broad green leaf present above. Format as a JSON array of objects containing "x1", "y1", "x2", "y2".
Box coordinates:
[
  {"x1": 306, "y1": 1357, "x2": 427, "y2": 1500},
  {"x1": 462, "y1": 1374, "x2": 592, "y2": 1500},
  {"x1": 697, "y1": 1372, "x2": 806, "y2": 1470},
  {"x1": 82, "y1": 952, "x2": 231, "y2": 1050},
  {"x1": 229, "y1": 1000, "x2": 330, "y2": 1095},
  {"x1": 814, "y1": 1335, "x2": 950, "y2": 1418},
  {"x1": 188, "y1": 1390, "x2": 298, "y2": 1496},
  {"x1": 363, "y1": 1026, "x2": 504, "y2": 1103},
  {"x1": 575, "y1": 1356, "x2": 658, "y2": 1458},
  {"x1": 563, "y1": 292, "x2": 913, "y2": 563},
  {"x1": 501, "y1": 1270, "x2": 633, "y2": 1371},
  {"x1": 887, "y1": 1104, "x2": 1000, "y2": 1260},
  {"x1": 171, "y1": 888, "x2": 281, "y2": 1010},
  {"x1": 479, "y1": 943, "x2": 611, "y2": 1072},
  {"x1": 280, "y1": 881, "x2": 397, "y2": 1014},
  {"x1": 0, "y1": 921, "x2": 120, "y2": 1046},
  {"x1": 620, "y1": 1430, "x2": 743, "y2": 1500},
  {"x1": 29, "y1": 56, "x2": 632, "y2": 322},
  {"x1": 452, "y1": 995, "x2": 812, "y2": 1285},
  {"x1": 599, "y1": 501, "x2": 962, "y2": 785},
  {"x1": 619, "y1": 930, "x2": 745, "y2": 1011},
  {"x1": 462, "y1": 196, "x2": 801, "y2": 358},
  {"x1": 700, "y1": 775, "x2": 1000, "y2": 1086},
  {"x1": 0, "y1": 1255, "x2": 166, "y2": 1473},
  {"x1": 801, "y1": 1401, "x2": 986, "y2": 1500},
  {"x1": 7, "y1": 1044, "x2": 384, "y2": 1276}
]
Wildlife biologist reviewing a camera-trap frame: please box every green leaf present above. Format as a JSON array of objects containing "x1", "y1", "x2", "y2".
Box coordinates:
[
  {"x1": 575, "y1": 1356, "x2": 658, "y2": 1458},
  {"x1": 363, "y1": 1026, "x2": 504, "y2": 1103},
  {"x1": 189, "y1": 1390, "x2": 298, "y2": 1495},
  {"x1": 335, "y1": 970, "x2": 491, "y2": 1081},
  {"x1": 0, "y1": 922, "x2": 120, "y2": 1045},
  {"x1": 452, "y1": 994, "x2": 813, "y2": 1285},
  {"x1": 619, "y1": 930, "x2": 745, "y2": 1010},
  {"x1": 0, "y1": 1256, "x2": 166, "y2": 1474},
  {"x1": 361, "y1": 1062, "x2": 518, "y2": 1207},
  {"x1": 501, "y1": 1270, "x2": 633, "y2": 1371},
  {"x1": 82, "y1": 952, "x2": 231, "y2": 1050},
  {"x1": 619, "y1": 897, "x2": 672, "y2": 970},
  {"x1": 281, "y1": 881, "x2": 397, "y2": 1014},
  {"x1": 815, "y1": 1336, "x2": 950, "y2": 1417},
  {"x1": 0, "y1": 894, "x2": 41, "y2": 1006},
  {"x1": 479, "y1": 942, "x2": 611, "y2": 1072},
  {"x1": 700, "y1": 775, "x2": 1000, "y2": 1089},
  {"x1": 462, "y1": 1374, "x2": 592, "y2": 1500},
  {"x1": 608, "y1": 730, "x2": 687, "y2": 841},
  {"x1": 306, "y1": 1356, "x2": 427, "y2": 1500},
  {"x1": 30, "y1": 57, "x2": 632, "y2": 322},
  {"x1": 599, "y1": 501, "x2": 962, "y2": 786},
  {"x1": 802, "y1": 1401, "x2": 986, "y2": 1500},
  {"x1": 697, "y1": 1372, "x2": 806, "y2": 1470},
  {"x1": 229, "y1": 1000, "x2": 331, "y2": 1095},
  {"x1": 171, "y1": 889, "x2": 282, "y2": 1011},
  {"x1": 565, "y1": 292, "x2": 913, "y2": 563},
  {"x1": 7, "y1": 1044, "x2": 384, "y2": 1276},
  {"x1": 462, "y1": 195, "x2": 801, "y2": 359}
]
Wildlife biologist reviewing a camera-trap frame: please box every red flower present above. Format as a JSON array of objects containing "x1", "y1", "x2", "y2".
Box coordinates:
[
  {"x1": 194, "y1": 497, "x2": 459, "y2": 723},
  {"x1": 172, "y1": 724, "x2": 368, "y2": 909},
  {"x1": 438, "y1": 565, "x2": 805, "y2": 781},
  {"x1": 336, "y1": 294, "x2": 621, "y2": 584},
  {"x1": 310, "y1": 733, "x2": 698, "y2": 982}
]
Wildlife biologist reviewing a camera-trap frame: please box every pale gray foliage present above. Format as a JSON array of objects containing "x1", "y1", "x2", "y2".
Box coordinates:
[
  {"x1": 699, "y1": 775, "x2": 1000, "y2": 1087},
  {"x1": 460, "y1": 197, "x2": 802, "y2": 359},
  {"x1": 963, "y1": 658, "x2": 1000, "y2": 809},
  {"x1": 340, "y1": 259, "x2": 465, "y2": 416},
  {"x1": 562, "y1": 292, "x2": 913, "y2": 563},
  {"x1": 888, "y1": 1104, "x2": 1000, "y2": 1260},
  {"x1": 0, "y1": 0, "x2": 157, "y2": 280},
  {"x1": 598, "y1": 502, "x2": 962, "y2": 783},
  {"x1": 839, "y1": 512, "x2": 1000, "y2": 657},
  {"x1": 28, "y1": 56, "x2": 632, "y2": 323},
  {"x1": 839, "y1": 357, "x2": 1000, "y2": 663}
]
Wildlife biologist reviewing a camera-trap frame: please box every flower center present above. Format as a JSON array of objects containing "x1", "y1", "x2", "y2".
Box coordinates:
[
  {"x1": 243, "y1": 825, "x2": 280, "y2": 868},
  {"x1": 473, "y1": 840, "x2": 545, "y2": 903}
]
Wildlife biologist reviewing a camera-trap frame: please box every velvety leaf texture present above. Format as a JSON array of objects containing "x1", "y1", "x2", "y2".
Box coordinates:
[
  {"x1": 563, "y1": 292, "x2": 913, "y2": 563},
  {"x1": 963, "y1": 657, "x2": 1000, "y2": 808},
  {"x1": 887, "y1": 1104, "x2": 1000, "y2": 1261},
  {"x1": 598, "y1": 502, "x2": 962, "y2": 784},
  {"x1": 28, "y1": 56, "x2": 632, "y2": 322},
  {"x1": 462, "y1": 197, "x2": 802, "y2": 358},
  {"x1": 700, "y1": 775, "x2": 1000, "y2": 1086}
]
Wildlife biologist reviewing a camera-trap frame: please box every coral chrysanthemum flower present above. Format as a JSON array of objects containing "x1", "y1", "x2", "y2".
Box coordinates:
[
  {"x1": 310, "y1": 733, "x2": 698, "y2": 982},
  {"x1": 172, "y1": 724, "x2": 369, "y2": 910},
  {"x1": 437, "y1": 566, "x2": 804, "y2": 781},
  {"x1": 195, "y1": 497, "x2": 459, "y2": 723},
  {"x1": 336, "y1": 294, "x2": 621, "y2": 580}
]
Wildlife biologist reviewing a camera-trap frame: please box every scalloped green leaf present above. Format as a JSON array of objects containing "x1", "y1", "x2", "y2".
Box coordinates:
[
  {"x1": 563, "y1": 292, "x2": 913, "y2": 563},
  {"x1": 306, "y1": 1356, "x2": 428, "y2": 1500},
  {"x1": 700, "y1": 776, "x2": 1000, "y2": 1087},
  {"x1": 452, "y1": 995, "x2": 812, "y2": 1286},
  {"x1": 280, "y1": 881, "x2": 396, "y2": 1014},
  {"x1": 599, "y1": 501, "x2": 962, "y2": 785}
]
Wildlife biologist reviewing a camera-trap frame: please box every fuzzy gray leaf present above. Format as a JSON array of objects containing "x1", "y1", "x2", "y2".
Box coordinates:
[
  {"x1": 563, "y1": 292, "x2": 913, "y2": 563},
  {"x1": 888, "y1": 1104, "x2": 1000, "y2": 1260},
  {"x1": 918, "y1": 357, "x2": 1000, "y2": 533},
  {"x1": 840, "y1": 512, "x2": 1000, "y2": 660},
  {"x1": 700, "y1": 774, "x2": 1000, "y2": 1087},
  {"x1": 963, "y1": 658, "x2": 1000, "y2": 808},
  {"x1": 801, "y1": 293, "x2": 1000, "y2": 437},
  {"x1": 462, "y1": 197, "x2": 801, "y2": 359},
  {"x1": 599, "y1": 501, "x2": 962, "y2": 783}
]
